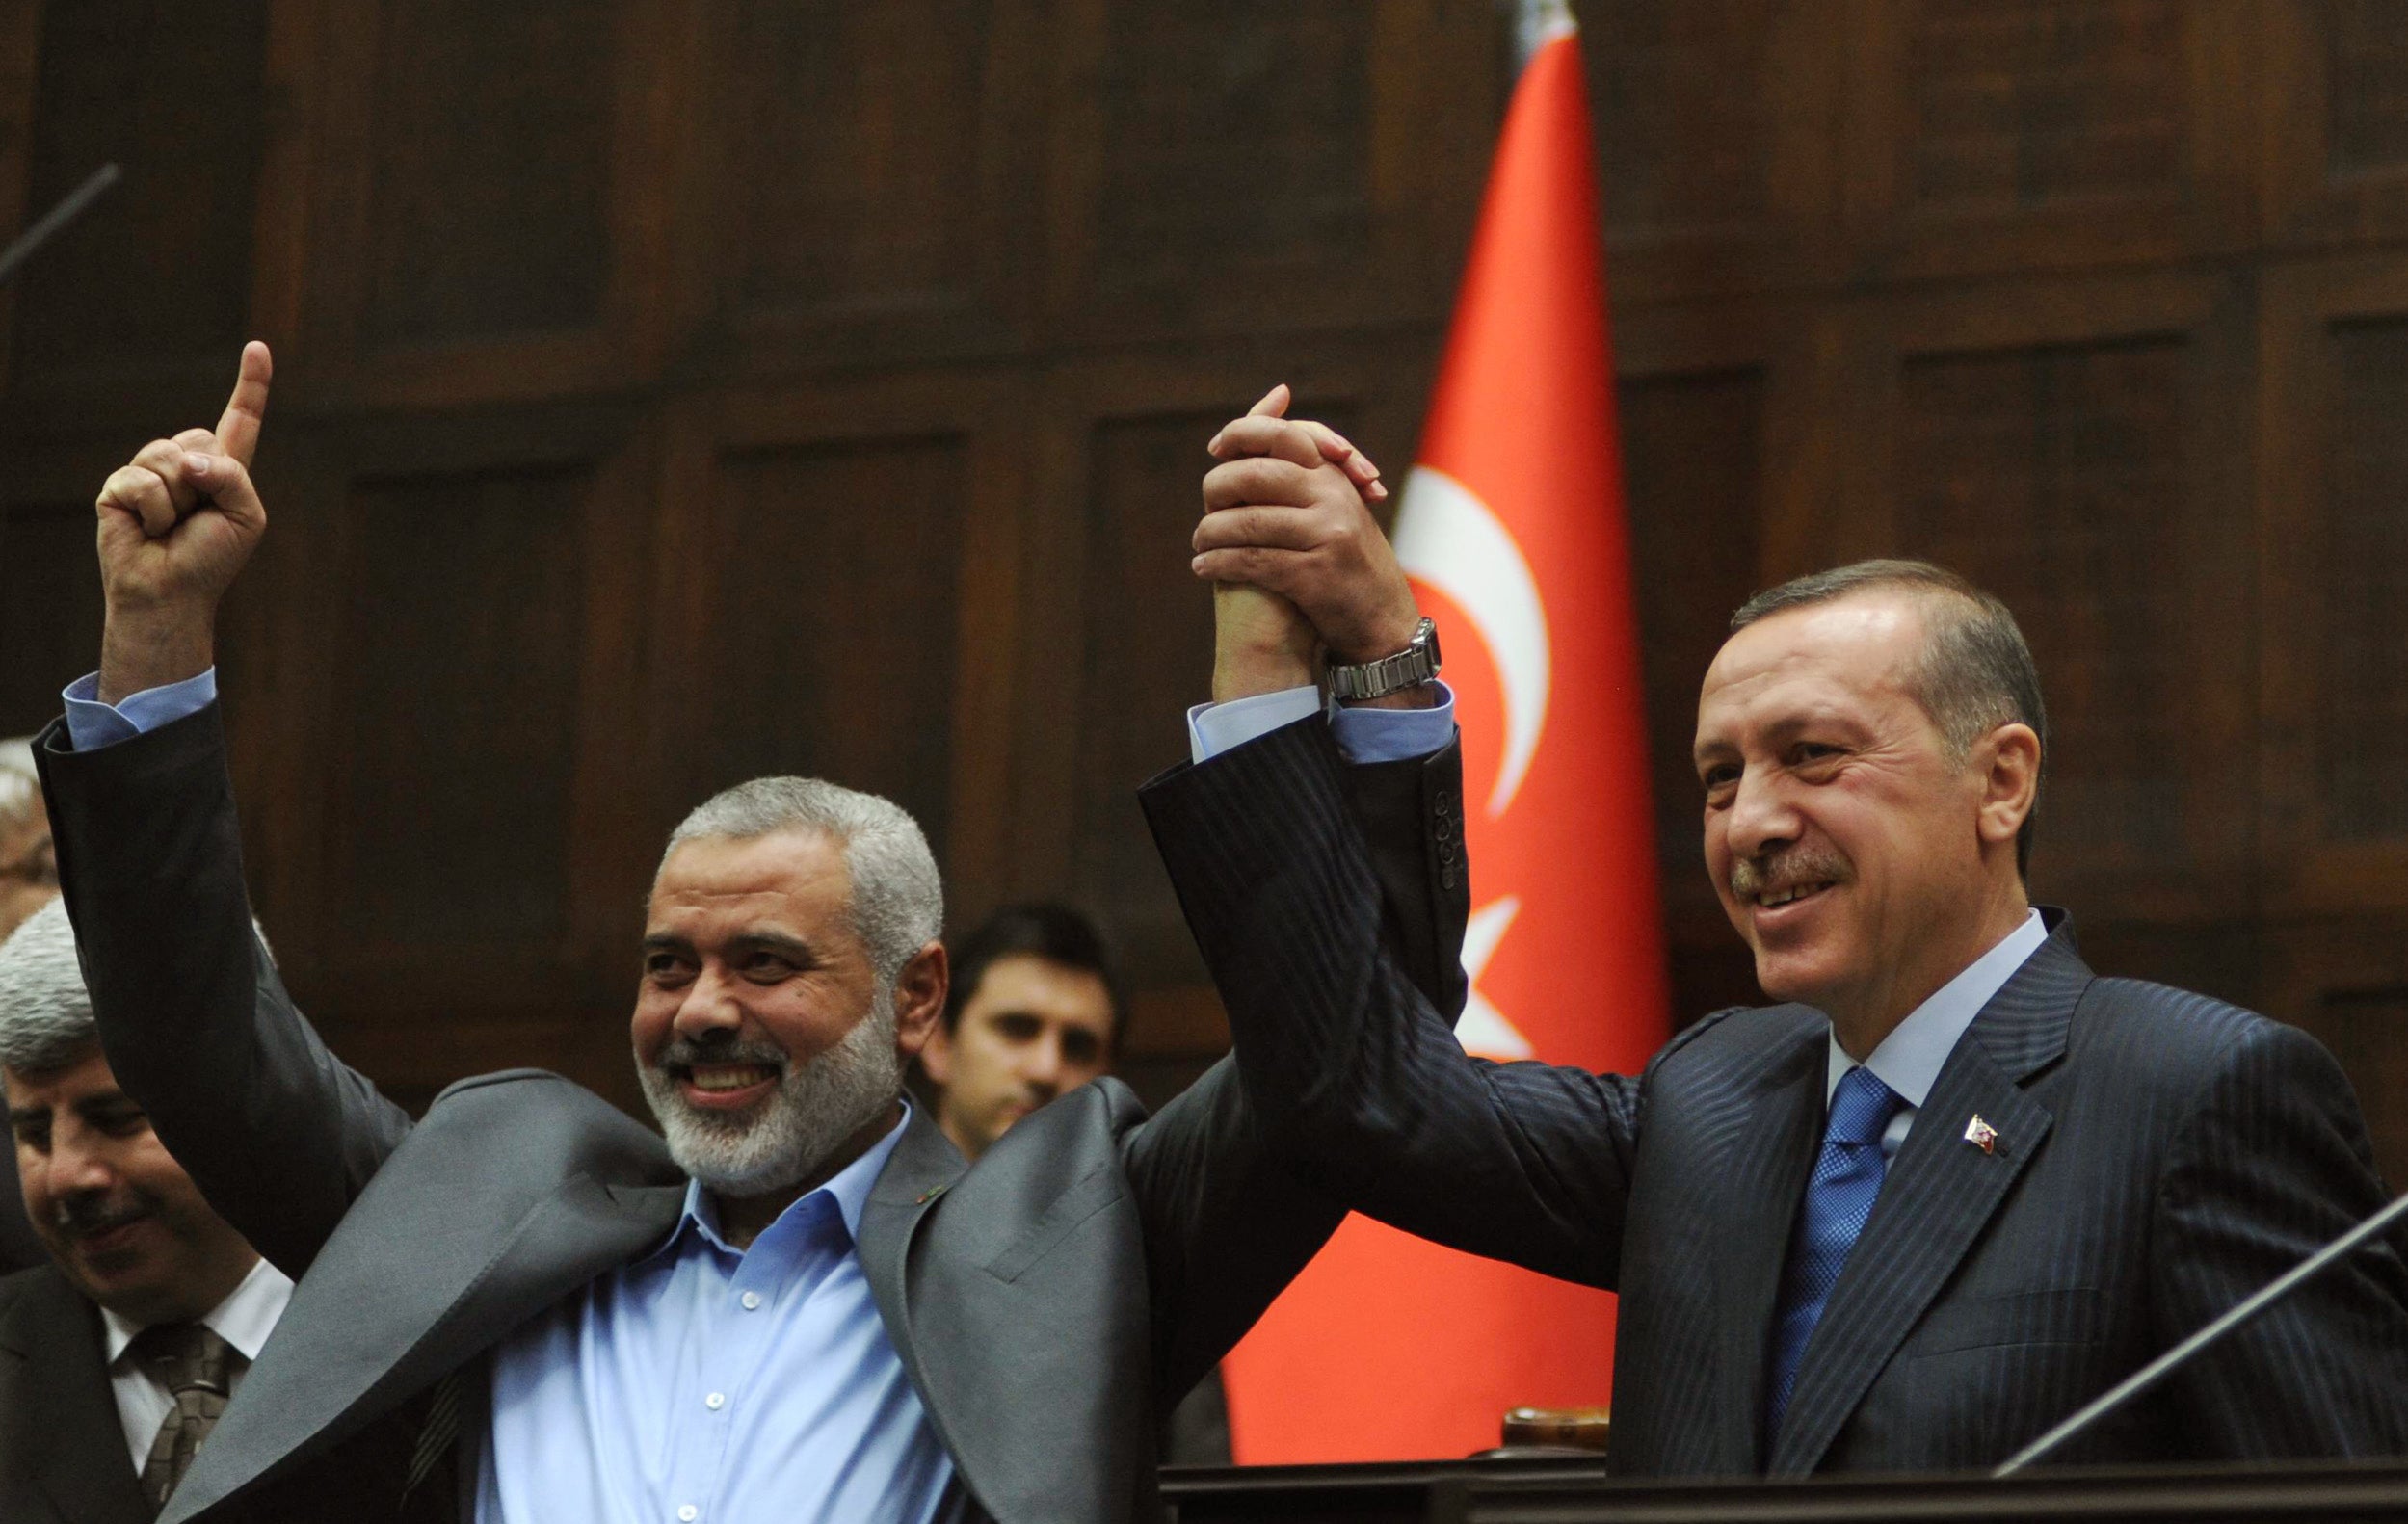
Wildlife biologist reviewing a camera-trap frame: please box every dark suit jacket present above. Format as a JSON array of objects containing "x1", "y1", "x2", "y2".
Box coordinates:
[
  {"x1": 0, "y1": 1265, "x2": 149, "y2": 1524},
  {"x1": 1142, "y1": 716, "x2": 2408, "y2": 1477},
  {"x1": 36, "y1": 703, "x2": 1458, "y2": 1524}
]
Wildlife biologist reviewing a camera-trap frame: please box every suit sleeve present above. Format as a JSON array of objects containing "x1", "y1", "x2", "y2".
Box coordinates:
[
  {"x1": 1115, "y1": 719, "x2": 1497, "y2": 1405},
  {"x1": 2151, "y1": 1018, "x2": 2408, "y2": 1458},
  {"x1": 1140, "y1": 715, "x2": 1644, "y2": 1291},
  {"x1": 36, "y1": 704, "x2": 413, "y2": 1279}
]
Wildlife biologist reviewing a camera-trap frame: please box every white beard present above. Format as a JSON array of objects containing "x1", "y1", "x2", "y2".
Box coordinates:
[{"x1": 637, "y1": 990, "x2": 903, "y2": 1198}]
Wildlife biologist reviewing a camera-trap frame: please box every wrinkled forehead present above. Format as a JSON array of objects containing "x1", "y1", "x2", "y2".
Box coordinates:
[
  {"x1": 647, "y1": 828, "x2": 857, "y2": 936},
  {"x1": 1696, "y1": 595, "x2": 1930, "y2": 746},
  {"x1": 3, "y1": 1042, "x2": 114, "y2": 1111}
]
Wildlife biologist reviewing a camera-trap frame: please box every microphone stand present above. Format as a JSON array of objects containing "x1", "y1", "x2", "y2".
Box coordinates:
[{"x1": 1994, "y1": 1188, "x2": 2408, "y2": 1476}]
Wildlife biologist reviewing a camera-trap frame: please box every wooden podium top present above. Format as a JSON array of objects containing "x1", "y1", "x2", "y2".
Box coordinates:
[{"x1": 1160, "y1": 1455, "x2": 2408, "y2": 1523}]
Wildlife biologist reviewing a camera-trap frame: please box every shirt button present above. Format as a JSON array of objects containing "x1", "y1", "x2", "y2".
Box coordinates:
[
  {"x1": 740, "y1": 1291, "x2": 762, "y2": 1310},
  {"x1": 705, "y1": 1392, "x2": 726, "y2": 1410},
  {"x1": 678, "y1": 1509, "x2": 698, "y2": 1522}
]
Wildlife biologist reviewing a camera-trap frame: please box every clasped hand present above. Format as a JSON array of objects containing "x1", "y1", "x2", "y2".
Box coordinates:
[{"x1": 1195, "y1": 384, "x2": 1425, "y2": 705}]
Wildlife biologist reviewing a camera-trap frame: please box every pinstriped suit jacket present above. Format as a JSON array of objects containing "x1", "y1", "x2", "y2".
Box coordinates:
[{"x1": 1142, "y1": 716, "x2": 2408, "y2": 1477}]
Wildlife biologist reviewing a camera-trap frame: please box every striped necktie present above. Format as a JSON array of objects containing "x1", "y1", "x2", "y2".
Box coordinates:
[{"x1": 129, "y1": 1322, "x2": 244, "y2": 1515}]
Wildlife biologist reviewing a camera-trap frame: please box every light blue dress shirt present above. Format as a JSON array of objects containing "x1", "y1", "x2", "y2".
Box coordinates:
[
  {"x1": 1187, "y1": 681, "x2": 1456, "y2": 765},
  {"x1": 67, "y1": 667, "x2": 1444, "y2": 1521},
  {"x1": 1821, "y1": 908, "x2": 2048, "y2": 1159},
  {"x1": 473, "y1": 1110, "x2": 951, "y2": 1524}
]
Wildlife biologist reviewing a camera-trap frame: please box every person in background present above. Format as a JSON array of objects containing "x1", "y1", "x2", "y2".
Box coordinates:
[
  {"x1": 0, "y1": 741, "x2": 57, "y2": 1274},
  {"x1": 0, "y1": 900, "x2": 293, "y2": 1523},
  {"x1": 920, "y1": 904, "x2": 1231, "y2": 1465}
]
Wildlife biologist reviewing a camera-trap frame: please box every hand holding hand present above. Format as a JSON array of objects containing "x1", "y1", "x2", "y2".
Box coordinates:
[
  {"x1": 1195, "y1": 384, "x2": 1421, "y2": 670},
  {"x1": 94, "y1": 341, "x2": 273, "y2": 701}
]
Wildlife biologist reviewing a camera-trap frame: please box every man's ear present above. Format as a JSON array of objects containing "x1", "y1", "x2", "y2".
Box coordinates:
[
  {"x1": 918, "y1": 1013, "x2": 956, "y2": 1084},
  {"x1": 890, "y1": 940, "x2": 948, "y2": 1062},
  {"x1": 1974, "y1": 723, "x2": 2041, "y2": 853}
]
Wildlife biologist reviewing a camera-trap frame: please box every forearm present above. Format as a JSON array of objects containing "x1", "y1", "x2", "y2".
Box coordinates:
[{"x1": 36, "y1": 704, "x2": 409, "y2": 1274}]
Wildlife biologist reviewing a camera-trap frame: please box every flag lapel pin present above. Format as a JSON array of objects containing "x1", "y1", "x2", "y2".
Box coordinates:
[{"x1": 1963, "y1": 1115, "x2": 1998, "y2": 1155}]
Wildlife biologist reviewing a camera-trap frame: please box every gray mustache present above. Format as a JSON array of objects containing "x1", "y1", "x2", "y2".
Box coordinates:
[
  {"x1": 652, "y1": 1037, "x2": 786, "y2": 1073},
  {"x1": 1730, "y1": 850, "x2": 1850, "y2": 900},
  {"x1": 54, "y1": 1192, "x2": 147, "y2": 1239}
]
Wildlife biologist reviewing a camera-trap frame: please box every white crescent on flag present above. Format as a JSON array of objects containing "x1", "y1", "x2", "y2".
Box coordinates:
[{"x1": 1392, "y1": 465, "x2": 1551, "y2": 819}]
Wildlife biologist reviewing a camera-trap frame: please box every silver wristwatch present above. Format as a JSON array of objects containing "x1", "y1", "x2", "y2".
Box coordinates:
[{"x1": 1324, "y1": 617, "x2": 1442, "y2": 702}]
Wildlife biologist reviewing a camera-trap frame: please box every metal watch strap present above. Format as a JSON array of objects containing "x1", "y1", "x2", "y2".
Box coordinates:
[{"x1": 1324, "y1": 617, "x2": 1442, "y2": 702}]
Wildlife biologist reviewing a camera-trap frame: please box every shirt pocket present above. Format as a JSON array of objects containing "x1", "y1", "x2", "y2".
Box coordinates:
[{"x1": 984, "y1": 1164, "x2": 1126, "y2": 1283}]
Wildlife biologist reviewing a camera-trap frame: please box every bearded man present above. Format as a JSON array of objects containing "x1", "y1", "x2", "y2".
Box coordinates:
[{"x1": 30, "y1": 346, "x2": 1455, "y2": 1523}]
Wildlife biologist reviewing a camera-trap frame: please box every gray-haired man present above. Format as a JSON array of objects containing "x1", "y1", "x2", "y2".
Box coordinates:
[
  {"x1": 0, "y1": 900, "x2": 291, "y2": 1523},
  {"x1": 31, "y1": 342, "x2": 1463, "y2": 1523}
]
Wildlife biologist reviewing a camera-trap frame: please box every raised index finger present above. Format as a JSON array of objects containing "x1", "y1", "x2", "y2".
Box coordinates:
[{"x1": 214, "y1": 340, "x2": 273, "y2": 468}]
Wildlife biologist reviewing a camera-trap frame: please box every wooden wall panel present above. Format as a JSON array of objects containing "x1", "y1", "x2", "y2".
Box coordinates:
[
  {"x1": 686, "y1": 434, "x2": 970, "y2": 861},
  {"x1": 0, "y1": 500, "x2": 96, "y2": 737},
  {"x1": 356, "y1": 0, "x2": 614, "y2": 350},
  {"x1": 1620, "y1": 367, "x2": 1765, "y2": 1017},
  {"x1": 2263, "y1": 2, "x2": 2408, "y2": 250},
  {"x1": 6, "y1": 0, "x2": 268, "y2": 410},
  {"x1": 1845, "y1": 0, "x2": 2252, "y2": 280},
  {"x1": 1585, "y1": 0, "x2": 1839, "y2": 298},
  {"x1": 322, "y1": 464, "x2": 592, "y2": 965}
]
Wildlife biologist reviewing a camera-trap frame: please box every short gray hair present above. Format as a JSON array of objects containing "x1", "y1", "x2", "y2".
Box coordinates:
[
  {"x1": 0, "y1": 899, "x2": 95, "y2": 1074},
  {"x1": 661, "y1": 778, "x2": 943, "y2": 985},
  {"x1": 1731, "y1": 559, "x2": 2047, "y2": 877}
]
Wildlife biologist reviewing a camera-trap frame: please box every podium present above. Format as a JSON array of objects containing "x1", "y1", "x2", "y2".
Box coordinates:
[{"x1": 1161, "y1": 1456, "x2": 2408, "y2": 1522}]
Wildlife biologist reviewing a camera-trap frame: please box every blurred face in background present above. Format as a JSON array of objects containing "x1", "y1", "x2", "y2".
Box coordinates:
[
  {"x1": 0, "y1": 795, "x2": 55, "y2": 943},
  {"x1": 922, "y1": 954, "x2": 1116, "y2": 1160},
  {"x1": 8, "y1": 1044, "x2": 257, "y2": 1326}
]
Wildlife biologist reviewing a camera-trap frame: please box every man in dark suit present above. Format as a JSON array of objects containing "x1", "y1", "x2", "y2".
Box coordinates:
[
  {"x1": 0, "y1": 741, "x2": 58, "y2": 1274},
  {"x1": 38, "y1": 346, "x2": 1454, "y2": 1523},
  {"x1": 1143, "y1": 394, "x2": 2408, "y2": 1475},
  {"x1": 0, "y1": 899, "x2": 293, "y2": 1523}
]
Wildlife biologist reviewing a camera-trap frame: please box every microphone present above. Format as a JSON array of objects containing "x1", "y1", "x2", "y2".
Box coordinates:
[{"x1": 1993, "y1": 1188, "x2": 2408, "y2": 1475}]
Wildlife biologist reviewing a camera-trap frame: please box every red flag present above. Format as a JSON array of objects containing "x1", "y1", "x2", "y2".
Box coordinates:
[{"x1": 1223, "y1": 13, "x2": 1670, "y2": 1462}]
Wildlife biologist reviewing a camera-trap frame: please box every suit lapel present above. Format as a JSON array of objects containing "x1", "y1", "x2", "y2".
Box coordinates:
[
  {"x1": 163, "y1": 1174, "x2": 687, "y2": 1523},
  {"x1": 1766, "y1": 930, "x2": 2089, "y2": 1475},
  {"x1": 856, "y1": 1107, "x2": 966, "y2": 1401},
  {"x1": 1705, "y1": 1020, "x2": 1826, "y2": 1474},
  {"x1": 0, "y1": 1271, "x2": 150, "y2": 1524}
]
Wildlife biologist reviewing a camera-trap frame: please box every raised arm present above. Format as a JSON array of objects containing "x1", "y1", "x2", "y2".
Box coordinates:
[
  {"x1": 1142, "y1": 393, "x2": 1647, "y2": 1287},
  {"x1": 37, "y1": 343, "x2": 410, "y2": 1278}
]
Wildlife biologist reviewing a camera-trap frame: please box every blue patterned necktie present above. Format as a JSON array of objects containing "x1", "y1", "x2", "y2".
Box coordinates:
[{"x1": 1765, "y1": 1064, "x2": 1906, "y2": 1440}]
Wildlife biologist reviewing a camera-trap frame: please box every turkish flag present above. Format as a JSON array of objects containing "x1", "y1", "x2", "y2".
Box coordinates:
[{"x1": 1222, "y1": 19, "x2": 1670, "y2": 1463}]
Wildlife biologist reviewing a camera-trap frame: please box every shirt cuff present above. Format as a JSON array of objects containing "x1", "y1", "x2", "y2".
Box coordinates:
[
  {"x1": 62, "y1": 669, "x2": 219, "y2": 751},
  {"x1": 1188, "y1": 682, "x2": 1457, "y2": 766}
]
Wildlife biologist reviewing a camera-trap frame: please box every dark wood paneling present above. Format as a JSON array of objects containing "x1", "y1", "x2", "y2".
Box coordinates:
[
  {"x1": 715, "y1": 0, "x2": 989, "y2": 325},
  {"x1": 357, "y1": 0, "x2": 614, "y2": 350},
  {"x1": 0, "y1": 500, "x2": 98, "y2": 736},
  {"x1": 321, "y1": 464, "x2": 593, "y2": 973},
  {"x1": 2318, "y1": 317, "x2": 2408, "y2": 842},
  {"x1": 1896, "y1": 336, "x2": 2194, "y2": 885},
  {"x1": 1906, "y1": 0, "x2": 2188, "y2": 216},
  {"x1": 7, "y1": 0, "x2": 267, "y2": 393},
  {"x1": 687, "y1": 434, "x2": 969, "y2": 861},
  {"x1": 1071, "y1": 410, "x2": 1251, "y2": 987}
]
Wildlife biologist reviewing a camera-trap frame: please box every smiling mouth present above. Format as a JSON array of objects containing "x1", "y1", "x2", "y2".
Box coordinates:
[
  {"x1": 1753, "y1": 880, "x2": 1834, "y2": 909},
  {"x1": 683, "y1": 1063, "x2": 779, "y2": 1093}
]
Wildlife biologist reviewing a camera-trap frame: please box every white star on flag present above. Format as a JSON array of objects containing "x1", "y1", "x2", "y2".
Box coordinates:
[{"x1": 1452, "y1": 895, "x2": 1532, "y2": 1059}]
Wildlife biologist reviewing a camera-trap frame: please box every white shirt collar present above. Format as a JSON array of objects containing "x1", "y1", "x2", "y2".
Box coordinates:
[
  {"x1": 102, "y1": 1253, "x2": 295, "y2": 1367},
  {"x1": 1824, "y1": 908, "x2": 2049, "y2": 1109}
]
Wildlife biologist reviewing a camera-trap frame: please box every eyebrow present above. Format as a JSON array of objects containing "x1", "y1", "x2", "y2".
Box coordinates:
[{"x1": 642, "y1": 931, "x2": 818, "y2": 960}]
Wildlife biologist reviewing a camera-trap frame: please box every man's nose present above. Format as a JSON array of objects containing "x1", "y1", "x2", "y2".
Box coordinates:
[
  {"x1": 50, "y1": 1132, "x2": 118, "y2": 1196},
  {"x1": 1724, "y1": 767, "x2": 1800, "y2": 863},
  {"x1": 1022, "y1": 1038, "x2": 1067, "y2": 1095},
  {"x1": 671, "y1": 966, "x2": 746, "y2": 1038}
]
